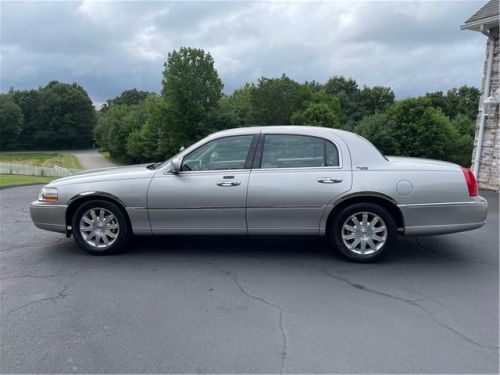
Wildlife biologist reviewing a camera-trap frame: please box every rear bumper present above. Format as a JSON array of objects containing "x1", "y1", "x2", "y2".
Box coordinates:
[
  {"x1": 29, "y1": 201, "x2": 67, "y2": 234},
  {"x1": 400, "y1": 196, "x2": 488, "y2": 236}
]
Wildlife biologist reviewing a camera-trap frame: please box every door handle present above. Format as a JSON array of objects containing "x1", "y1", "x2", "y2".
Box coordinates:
[
  {"x1": 317, "y1": 177, "x2": 343, "y2": 184},
  {"x1": 217, "y1": 181, "x2": 241, "y2": 187}
]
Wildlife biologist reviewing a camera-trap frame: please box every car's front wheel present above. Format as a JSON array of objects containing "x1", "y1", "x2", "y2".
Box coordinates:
[
  {"x1": 72, "y1": 200, "x2": 130, "y2": 255},
  {"x1": 329, "y1": 203, "x2": 396, "y2": 262}
]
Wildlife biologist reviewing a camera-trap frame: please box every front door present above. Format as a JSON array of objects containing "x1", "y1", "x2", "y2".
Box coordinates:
[
  {"x1": 148, "y1": 134, "x2": 257, "y2": 234},
  {"x1": 246, "y1": 133, "x2": 352, "y2": 234}
]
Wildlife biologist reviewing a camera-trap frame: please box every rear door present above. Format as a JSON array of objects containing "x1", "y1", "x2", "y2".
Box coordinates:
[{"x1": 246, "y1": 132, "x2": 352, "y2": 234}]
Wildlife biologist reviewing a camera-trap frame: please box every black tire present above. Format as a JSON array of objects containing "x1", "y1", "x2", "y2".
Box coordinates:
[
  {"x1": 72, "y1": 199, "x2": 130, "y2": 255},
  {"x1": 329, "y1": 202, "x2": 396, "y2": 263}
]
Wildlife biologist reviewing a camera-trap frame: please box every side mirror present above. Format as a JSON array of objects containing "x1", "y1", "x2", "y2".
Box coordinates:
[{"x1": 171, "y1": 157, "x2": 182, "y2": 174}]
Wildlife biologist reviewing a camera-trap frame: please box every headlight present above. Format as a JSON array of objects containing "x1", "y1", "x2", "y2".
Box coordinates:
[{"x1": 38, "y1": 187, "x2": 58, "y2": 202}]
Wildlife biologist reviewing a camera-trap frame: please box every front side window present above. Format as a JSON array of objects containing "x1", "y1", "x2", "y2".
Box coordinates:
[
  {"x1": 181, "y1": 135, "x2": 254, "y2": 171},
  {"x1": 261, "y1": 134, "x2": 339, "y2": 169}
]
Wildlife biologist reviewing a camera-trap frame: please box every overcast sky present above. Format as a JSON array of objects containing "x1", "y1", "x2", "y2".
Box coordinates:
[{"x1": 0, "y1": 0, "x2": 487, "y2": 106}]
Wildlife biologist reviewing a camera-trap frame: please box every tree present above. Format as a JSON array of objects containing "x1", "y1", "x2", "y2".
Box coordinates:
[
  {"x1": 36, "y1": 81, "x2": 96, "y2": 149},
  {"x1": 357, "y1": 86, "x2": 395, "y2": 118},
  {"x1": 126, "y1": 95, "x2": 167, "y2": 163},
  {"x1": 425, "y1": 86, "x2": 480, "y2": 121},
  {"x1": 250, "y1": 74, "x2": 310, "y2": 125},
  {"x1": 356, "y1": 113, "x2": 398, "y2": 155},
  {"x1": 290, "y1": 103, "x2": 341, "y2": 128},
  {"x1": 95, "y1": 103, "x2": 147, "y2": 162},
  {"x1": 216, "y1": 84, "x2": 256, "y2": 128},
  {"x1": 10, "y1": 89, "x2": 40, "y2": 149},
  {"x1": 450, "y1": 114, "x2": 476, "y2": 167},
  {"x1": 100, "y1": 89, "x2": 153, "y2": 112},
  {"x1": 161, "y1": 47, "x2": 223, "y2": 152},
  {"x1": 0, "y1": 94, "x2": 24, "y2": 150},
  {"x1": 290, "y1": 90, "x2": 343, "y2": 128},
  {"x1": 389, "y1": 98, "x2": 459, "y2": 160},
  {"x1": 324, "y1": 76, "x2": 359, "y2": 97}
]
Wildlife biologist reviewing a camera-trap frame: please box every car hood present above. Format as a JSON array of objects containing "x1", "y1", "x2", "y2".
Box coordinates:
[
  {"x1": 386, "y1": 156, "x2": 461, "y2": 171},
  {"x1": 49, "y1": 164, "x2": 156, "y2": 185}
]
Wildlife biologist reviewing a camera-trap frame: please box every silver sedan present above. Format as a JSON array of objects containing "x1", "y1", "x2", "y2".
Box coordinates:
[{"x1": 30, "y1": 126, "x2": 488, "y2": 262}]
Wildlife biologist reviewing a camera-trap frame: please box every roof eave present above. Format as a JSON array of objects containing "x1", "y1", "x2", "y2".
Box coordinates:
[{"x1": 461, "y1": 15, "x2": 500, "y2": 31}]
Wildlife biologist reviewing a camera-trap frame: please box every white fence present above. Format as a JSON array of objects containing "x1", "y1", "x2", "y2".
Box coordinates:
[{"x1": 0, "y1": 162, "x2": 83, "y2": 177}]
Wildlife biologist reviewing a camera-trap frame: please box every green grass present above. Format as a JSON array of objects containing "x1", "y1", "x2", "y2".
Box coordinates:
[
  {"x1": 100, "y1": 151, "x2": 125, "y2": 165},
  {"x1": 0, "y1": 174, "x2": 54, "y2": 187},
  {"x1": 0, "y1": 152, "x2": 82, "y2": 169}
]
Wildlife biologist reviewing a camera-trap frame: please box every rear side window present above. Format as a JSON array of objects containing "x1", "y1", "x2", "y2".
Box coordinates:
[{"x1": 261, "y1": 134, "x2": 339, "y2": 169}]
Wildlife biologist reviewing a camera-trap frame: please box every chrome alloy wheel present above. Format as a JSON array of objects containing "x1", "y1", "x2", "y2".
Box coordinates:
[
  {"x1": 79, "y1": 207, "x2": 119, "y2": 249},
  {"x1": 341, "y1": 211, "x2": 387, "y2": 255}
]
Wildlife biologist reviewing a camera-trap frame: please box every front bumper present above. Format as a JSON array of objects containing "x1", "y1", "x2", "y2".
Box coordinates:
[
  {"x1": 400, "y1": 196, "x2": 488, "y2": 236},
  {"x1": 29, "y1": 201, "x2": 67, "y2": 234}
]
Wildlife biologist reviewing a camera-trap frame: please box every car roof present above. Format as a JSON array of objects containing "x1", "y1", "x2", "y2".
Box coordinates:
[{"x1": 212, "y1": 125, "x2": 352, "y2": 137}]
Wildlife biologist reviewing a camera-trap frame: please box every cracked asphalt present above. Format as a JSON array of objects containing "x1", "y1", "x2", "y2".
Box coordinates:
[{"x1": 1, "y1": 186, "x2": 498, "y2": 373}]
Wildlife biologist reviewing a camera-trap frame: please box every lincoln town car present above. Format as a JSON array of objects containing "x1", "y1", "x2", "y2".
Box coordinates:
[{"x1": 30, "y1": 126, "x2": 488, "y2": 262}]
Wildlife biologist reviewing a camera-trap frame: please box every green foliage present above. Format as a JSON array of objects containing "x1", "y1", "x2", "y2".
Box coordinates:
[
  {"x1": 216, "y1": 84, "x2": 256, "y2": 128},
  {"x1": 35, "y1": 81, "x2": 96, "y2": 149},
  {"x1": 0, "y1": 95, "x2": 24, "y2": 150},
  {"x1": 0, "y1": 152, "x2": 82, "y2": 169},
  {"x1": 0, "y1": 174, "x2": 54, "y2": 187},
  {"x1": 95, "y1": 103, "x2": 148, "y2": 163},
  {"x1": 10, "y1": 89, "x2": 40, "y2": 149},
  {"x1": 290, "y1": 103, "x2": 340, "y2": 128},
  {"x1": 324, "y1": 76, "x2": 395, "y2": 127},
  {"x1": 450, "y1": 114, "x2": 476, "y2": 167},
  {"x1": 6, "y1": 46, "x2": 474, "y2": 167},
  {"x1": 126, "y1": 96, "x2": 166, "y2": 163},
  {"x1": 425, "y1": 86, "x2": 480, "y2": 121},
  {"x1": 356, "y1": 113, "x2": 398, "y2": 155},
  {"x1": 358, "y1": 98, "x2": 460, "y2": 162},
  {"x1": 161, "y1": 47, "x2": 223, "y2": 148},
  {"x1": 290, "y1": 91, "x2": 343, "y2": 128},
  {"x1": 250, "y1": 74, "x2": 310, "y2": 125},
  {"x1": 6, "y1": 81, "x2": 96, "y2": 150},
  {"x1": 101, "y1": 89, "x2": 152, "y2": 112}
]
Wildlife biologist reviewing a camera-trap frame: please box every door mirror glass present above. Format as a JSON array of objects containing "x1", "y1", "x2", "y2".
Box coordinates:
[{"x1": 171, "y1": 157, "x2": 182, "y2": 173}]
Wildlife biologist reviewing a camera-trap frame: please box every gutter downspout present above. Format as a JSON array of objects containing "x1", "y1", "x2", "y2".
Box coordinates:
[{"x1": 473, "y1": 27, "x2": 495, "y2": 177}]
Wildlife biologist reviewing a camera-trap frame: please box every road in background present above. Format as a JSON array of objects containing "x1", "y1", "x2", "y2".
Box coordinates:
[
  {"x1": 71, "y1": 150, "x2": 116, "y2": 170},
  {"x1": 0, "y1": 186, "x2": 498, "y2": 373}
]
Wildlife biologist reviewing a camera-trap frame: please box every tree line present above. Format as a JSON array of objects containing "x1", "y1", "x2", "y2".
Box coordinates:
[
  {"x1": 0, "y1": 81, "x2": 96, "y2": 150},
  {"x1": 0, "y1": 47, "x2": 479, "y2": 167}
]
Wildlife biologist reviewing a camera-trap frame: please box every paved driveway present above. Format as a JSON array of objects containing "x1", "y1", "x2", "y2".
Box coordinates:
[
  {"x1": 72, "y1": 150, "x2": 116, "y2": 170},
  {"x1": 0, "y1": 186, "x2": 498, "y2": 373}
]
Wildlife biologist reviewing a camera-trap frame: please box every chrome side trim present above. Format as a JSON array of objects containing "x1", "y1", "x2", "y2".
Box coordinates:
[
  {"x1": 30, "y1": 204, "x2": 68, "y2": 208},
  {"x1": 147, "y1": 205, "x2": 323, "y2": 210},
  {"x1": 398, "y1": 201, "x2": 484, "y2": 208}
]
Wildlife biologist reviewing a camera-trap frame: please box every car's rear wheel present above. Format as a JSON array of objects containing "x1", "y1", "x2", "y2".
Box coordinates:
[
  {"x1": 329, "y1": 202, "x2": 396, "y2": 262},
  {"x1": 72, "y1": 200, "x2": 130, "y2": 255}
]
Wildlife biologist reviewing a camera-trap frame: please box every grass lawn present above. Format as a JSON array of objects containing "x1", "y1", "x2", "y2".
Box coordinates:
[
  {"x1": 0, "y1": 152, "x2": 82, "y2": 169},
  {"x1": 0, "y1": 174, "x2": 54, "y2": 187}
]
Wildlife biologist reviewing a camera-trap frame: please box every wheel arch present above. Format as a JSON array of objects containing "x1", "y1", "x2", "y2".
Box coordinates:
[
  {"x1": 65, "y1": 192, "x2": 131, "y2": 235},
  {"x1": 324, "y1": 192, "x2": 405, "y2": 234}
]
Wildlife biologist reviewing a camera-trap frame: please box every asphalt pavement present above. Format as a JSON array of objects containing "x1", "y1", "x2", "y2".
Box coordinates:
[
  {"x1": 71, "y1": 150, "x2": 116, "y2": 170},
  {"x1": 0, "y1": 185, "x2": 498, "y2": 373}
]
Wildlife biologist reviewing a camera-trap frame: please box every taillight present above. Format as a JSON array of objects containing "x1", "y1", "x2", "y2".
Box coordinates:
[{"x1": 462, "y1": 167, "x2": 478, "y2": 197}]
